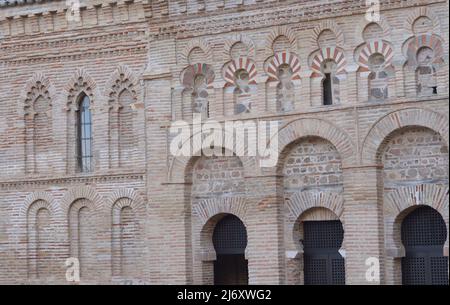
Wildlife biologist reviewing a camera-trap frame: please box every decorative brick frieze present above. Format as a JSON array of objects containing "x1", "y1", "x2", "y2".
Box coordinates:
[{"x1": 0, "y1": 172, "x2": 145, "y2": 190}]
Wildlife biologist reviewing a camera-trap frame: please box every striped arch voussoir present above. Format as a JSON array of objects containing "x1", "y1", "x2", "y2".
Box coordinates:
[
  {"x1": 181, "y1": 63, "x2": 215, "y2": 89},
  {"x1": 266, "y1": 51, "x2": 301, "y2": 82},
  {"x1": 405, "y1": 34, "x2": 444, "y2": 68},
  {"x1": 310, "y1": 47, "x2": 346, "y2": 77},
  {"x1": 357, "y1": 40, "x2": 394, "y2": 70},
  {"x1": 223, "y1": 57, "x2": 257, "y2": 87}
]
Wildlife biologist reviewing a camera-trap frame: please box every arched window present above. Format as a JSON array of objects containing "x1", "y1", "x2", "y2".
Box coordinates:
[
  {"x1": 77, "y1": 95, "x2": 93, "y2": 172},
  {"x1": 192, "y1": 74, "x2": 209, "y2": 118},
  {"x1": 368, "y1": 53, "x2": 389, "y2": 102},
  {"x1": 416, "y1": 47, "x2": 438, "y2": 96},
  {"x1": 234, "y1": 69, "x2": 252, "y2": 114},
  {"x1": 321, "y1": 60, "x2": 339, "y2": 106},
  {"x1": 277, "y1": 63, "x2": 295, "y2": 112}
]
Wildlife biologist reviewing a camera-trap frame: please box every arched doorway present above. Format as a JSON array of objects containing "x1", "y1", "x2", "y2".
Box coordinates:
[
  {"x1": 401, "y1": 206, "x2": 448, "y2": 285},
  {"x1": 303, "y1": 219, "x2": 345, "y2": 285},
  {"x1": 213, "y1": 214, "x2": 248, "y2": 285}
]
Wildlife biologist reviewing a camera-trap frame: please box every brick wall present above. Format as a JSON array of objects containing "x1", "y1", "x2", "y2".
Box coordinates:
[{"x1": 0, "y1": 0, "x2": 448, "y2": 284}]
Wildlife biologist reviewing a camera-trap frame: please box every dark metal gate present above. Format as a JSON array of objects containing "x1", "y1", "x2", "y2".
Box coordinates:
[
  {"x1": 213, "y1": 215, "x2": 248, "y2": 285},
  {"x1": 401, "y1": 206, "x2": 448, "y2": 285},
  {"x1": 303, "y1": 220, "x2": 345, "y2": 285}
]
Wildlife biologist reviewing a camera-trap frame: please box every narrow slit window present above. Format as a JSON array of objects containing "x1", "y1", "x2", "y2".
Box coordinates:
[
  {"x1": 77, "y1": 95, "x2": 93, "y2": 172},
  {"x1": 323, "y1": 73, "x2": 333, "y2": 106}
]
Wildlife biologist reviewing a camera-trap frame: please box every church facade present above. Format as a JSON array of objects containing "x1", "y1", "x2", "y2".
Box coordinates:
[{"x1": 0, "y1": 0, "x2": 448, "y2": 285}]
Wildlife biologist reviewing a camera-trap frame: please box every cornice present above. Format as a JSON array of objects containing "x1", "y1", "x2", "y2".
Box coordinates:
[
  {"x1": 157, "y1": 96, "x2": 450, "y2": 128},
  {"x1": 0, "y1": 28, "x2": 148, "y2": 65},
  {"x1": 0, "y1": 0, "x2": 60, "y2": 8},
  {"x1": 1, "y1": 45, "x2": 147, "y2": 66},
  {"x1": 0, "y1": 171, "x2": 145, "y2": 190}
]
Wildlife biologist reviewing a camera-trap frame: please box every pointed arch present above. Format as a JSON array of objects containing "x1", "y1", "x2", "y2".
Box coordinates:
[
  {"x1": 21, "y1": 73, "x2": 56, "y2": 174},
  {"x1": 20, "y1": 73, "x2": 56, "y2": 118},
  {"x1": 106, "y1": 66, "x2": 142, "y2": 169},
  {"x1": 64, "y1": 69, "x2": 99, "y2": 111},
  {"x1": 63, "y1": 69, "x2": 100, "y2": 173},
  {"x1": 105, "y1": 65, "x2": 141, "y2": 106}
]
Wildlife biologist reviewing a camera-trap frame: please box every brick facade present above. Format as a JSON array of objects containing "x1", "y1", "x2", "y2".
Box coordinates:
[{"x1": 0, "y1": 0, "x2": 448, "y2": 285}]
